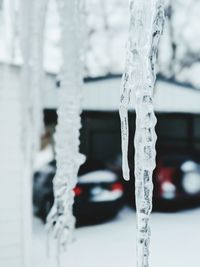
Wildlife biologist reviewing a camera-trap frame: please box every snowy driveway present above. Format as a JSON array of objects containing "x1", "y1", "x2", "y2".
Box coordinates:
[{"x1": 33, "y1": 207, "x2": 200, "y2": 267}]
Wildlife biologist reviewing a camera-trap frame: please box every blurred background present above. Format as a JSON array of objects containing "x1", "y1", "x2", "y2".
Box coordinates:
[{"x1": 0, "y1": 0, "x2": 200, "y2": 267}]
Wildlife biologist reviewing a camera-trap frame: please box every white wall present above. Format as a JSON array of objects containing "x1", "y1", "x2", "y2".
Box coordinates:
[{"x1": 0, "y1": 65, "x2": 31, "y2": 267}]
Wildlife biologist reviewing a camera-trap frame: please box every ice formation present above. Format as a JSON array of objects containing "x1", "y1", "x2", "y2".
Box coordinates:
[
  {"x1": 46, "y1": 0, "x2": 85, "y2": 263},
  {"x1": 19, "y1": 0, "x2": 85, "y2": 263},
  {"x1": 120, "y1": 0, "x2": 165, "y2": 266},
  {"x1": 29, "y1": 0, "x2": 48, "y2": 152},
  {"x1": 19, "y1": 0, "x2": 47, "y2": 154},
  {"x1": 19, "y1": 0, "x2": 33, "y2": 157}
]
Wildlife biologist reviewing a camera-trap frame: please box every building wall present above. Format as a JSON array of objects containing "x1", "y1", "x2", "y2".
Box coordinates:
[{"x1": 0, "y1": 65, "x2": 31, "y2": 267}]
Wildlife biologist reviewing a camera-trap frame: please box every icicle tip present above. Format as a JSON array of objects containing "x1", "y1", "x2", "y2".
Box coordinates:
[{"x1": 122, "y1": 170, "x2": 130, "y2": 181}]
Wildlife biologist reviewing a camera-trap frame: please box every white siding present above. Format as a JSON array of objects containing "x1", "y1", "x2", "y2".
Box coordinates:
[{"x1": 0, "y1": 65, "x2": 31, "y2": 267}]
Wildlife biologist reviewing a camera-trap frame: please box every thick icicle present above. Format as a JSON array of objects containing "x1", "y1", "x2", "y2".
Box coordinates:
[
  {"x1": 46, "y1": 0, "x2": 85, "y2": 260},
  {"x1": 19, "y1": 0, "x2": 48, "y2": 154},
  {"x1": 29, "y1": 0, "x2": 48, "y2": 153},
  {"x1": 19, "y1": 0, "x2": 34, "y2": 157},
  {"x1": 120, "y1": 1, "x2": 165, "y2": 267}
]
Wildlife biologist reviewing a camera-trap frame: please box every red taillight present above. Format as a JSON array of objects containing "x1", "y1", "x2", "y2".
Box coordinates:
[
  {"x1": 111, "y1": 182, "x2": 123, "y2": 191},
  {"x1": 157, "y1": 167, "x2": 175, "y2": 183},
  {"x1": 73, "y1": 186, "x2": 82, "y2": 196}
]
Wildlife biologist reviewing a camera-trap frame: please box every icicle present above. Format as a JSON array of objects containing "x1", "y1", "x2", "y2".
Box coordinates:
[
  {"x1": 19, "y1": 4, "x2": 48, "y2": 244},
  {"x1": 46, "y1": 0, "x2": 85, "y2": 263},
  {"x1": 3, "y1": 0, "x2": 17, "y2": 61},
  {"x1": 19, "y1": 0, "x2": 48, "y2": 156},
  {"x1": 119, "y1": 74, "x2": 131, "y2": 181},
  {"x1": 29, "y1": 0, "x2": 48, "y2": 153},
  {"x1": 120, "y1": 1, "x2": 165, "y2": 267},
  {"x1": 19, "y1": 0, "x2": 33, "y2": 157}
]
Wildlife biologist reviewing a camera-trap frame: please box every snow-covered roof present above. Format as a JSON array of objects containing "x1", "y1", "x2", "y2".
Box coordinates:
[
  {"x1": 43, "y1": 72, "x2": 200, "y2": 113},
  {"x1": 1, "y1": 0, "x2": 200, "y2": 89}
]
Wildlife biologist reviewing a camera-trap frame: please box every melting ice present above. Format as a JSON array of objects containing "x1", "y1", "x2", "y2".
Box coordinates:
[{"x1": 120, "y1": 0, "x2": 165, "y2": 266}]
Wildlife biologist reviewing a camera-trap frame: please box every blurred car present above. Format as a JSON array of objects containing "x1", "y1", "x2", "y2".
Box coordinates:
[
  {"x1": 33, "y1": 159, "x2": 124, "y2": 226},
  {"x1": 111, "y1": 154, "x2": 200, "y2": 211},
  {"x1": 153, "y1": 154, "x2": 200, "y2": 211}
]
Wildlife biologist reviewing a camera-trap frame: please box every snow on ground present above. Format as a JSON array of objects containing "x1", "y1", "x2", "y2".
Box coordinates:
[{"x1": 33, "y1": 207, "x2": 200, "y2": 267}]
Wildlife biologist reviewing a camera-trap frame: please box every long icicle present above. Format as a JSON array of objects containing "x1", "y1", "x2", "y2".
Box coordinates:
[
  {"x1": 30, "y1": 0, "x2": 49, "y2": 153},
  {"x1": 19, "y1": 0, "x2": 48, "y2": 155},
  {"x1": 46, "y1": 0, "x2": 85, "y2": 265},
  {"x1": 19, "y1": 0, "x2": 33, "y2": 158},
  {"x1": 120, "y1": 1, "x2": 165, "y2": 266}
]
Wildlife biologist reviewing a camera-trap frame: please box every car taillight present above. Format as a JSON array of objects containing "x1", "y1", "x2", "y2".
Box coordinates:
[
  {"x1": 111, "y1": 182, "x2": 123, "y2": 191},
  {"x1": 157, "y1": 167, "x2": 175, "y2": 183},
  {"x1": 73, "y1": 186, "x2": 83, "y2": 196}
]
